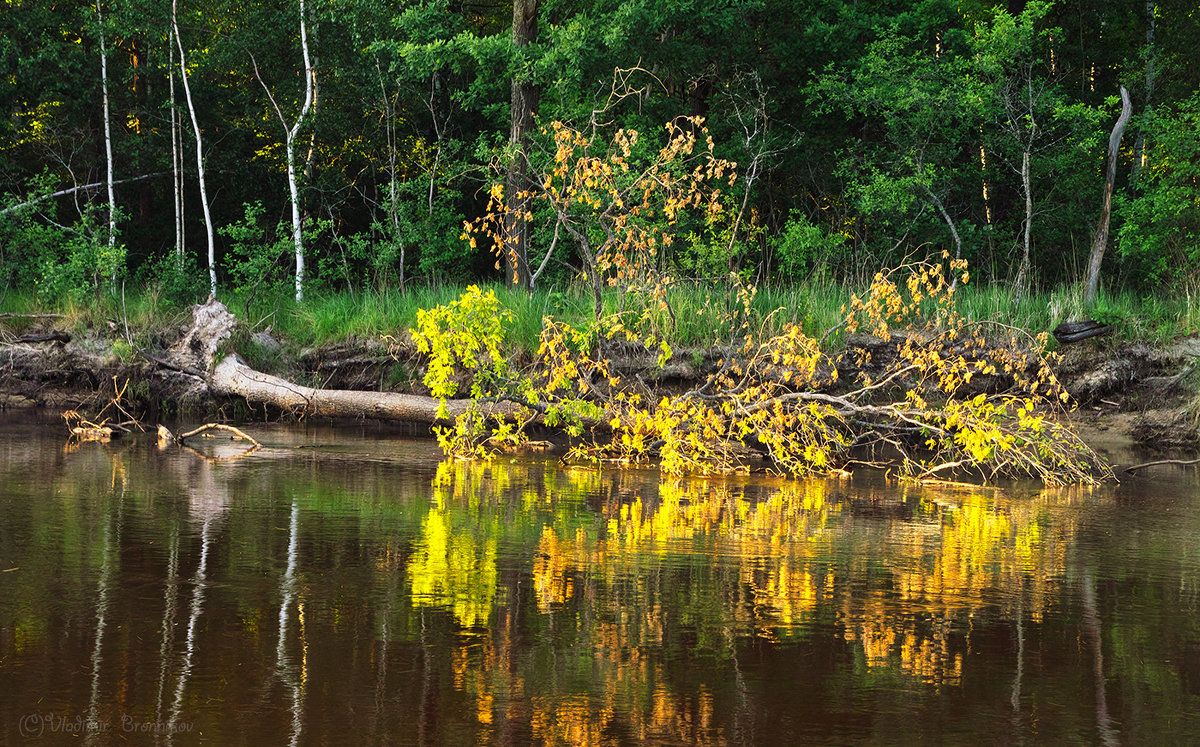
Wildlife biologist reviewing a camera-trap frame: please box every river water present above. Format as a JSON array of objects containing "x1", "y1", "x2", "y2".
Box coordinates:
[{"x1": 0, "y1": 413, "x2": 1197, "y2": 744}]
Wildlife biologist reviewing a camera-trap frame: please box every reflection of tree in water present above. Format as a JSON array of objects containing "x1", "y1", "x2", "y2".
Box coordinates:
[{"x1": 414, "y1": 459, "x2": 1096, "y2": 740}]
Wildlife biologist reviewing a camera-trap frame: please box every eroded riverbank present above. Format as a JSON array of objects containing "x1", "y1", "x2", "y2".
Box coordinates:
[{"x1": 3, "y1": 309, "x2": 1199, "y2": 456}]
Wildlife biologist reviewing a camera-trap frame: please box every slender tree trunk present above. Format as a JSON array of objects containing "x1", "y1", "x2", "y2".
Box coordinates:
[
  {"x1": 169, "y1": 38, "x2": 185, "y2": 269},
  {"x1": 173, "y1": 0, "x2": 217, "y2": 297},
  {"x1": 96, "y1": 0, "x2": 117, "y2": 272},
  {"x1": 375, "y1": 62, "x2": 404, "y2": 292},
  {"x1": 503, "y1": 0, "x2": 538, "y2": 290},
  {"x1": 1133, "y1": 2, "x2": 1156, "y2": 178},
  {"x1": 0, "y1": 173, "x2": 165, "y2": 216},
  {"x1": 1084, "y1": 86, "x2": 1132, "y2": 305},
  {"x1": 253, "y1": 0, "x2": 315, "y2": 302},
  {"x1": 1012, "y1": 148, "x2": 1033, "y2": 299},
  {"x1": 290, "y1": 0, "x2": 315, "y2": 303},
  {"x1": 924, "y1": 185, "x2": 963, "y2": 288}
]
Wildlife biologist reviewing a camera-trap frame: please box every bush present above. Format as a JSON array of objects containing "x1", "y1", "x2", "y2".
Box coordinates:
[{"x1": 771, "y1": 213, "x2": 844, "y2": 281}]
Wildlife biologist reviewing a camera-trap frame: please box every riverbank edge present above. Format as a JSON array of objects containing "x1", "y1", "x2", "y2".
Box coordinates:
[{"x1": 2, "y1": 316, "x2": 1198, "y2": 454}]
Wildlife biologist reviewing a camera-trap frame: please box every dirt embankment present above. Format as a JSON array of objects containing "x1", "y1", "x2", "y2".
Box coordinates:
[{"x1": 2, "y1": 310, "x2": 1198, "y2": 451}]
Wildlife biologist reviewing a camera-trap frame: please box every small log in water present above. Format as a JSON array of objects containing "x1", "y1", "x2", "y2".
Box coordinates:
[{"x1": 173, "y1": 422, "x2": 262, "y2": 447}]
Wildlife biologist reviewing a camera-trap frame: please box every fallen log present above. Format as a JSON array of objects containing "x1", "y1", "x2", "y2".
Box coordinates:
[
  {"x1": 148, "y1": 299, "x2": 529, "y2": 426},
  {"x1": 16, "y1": 331, "x2": 71, "y2": 344},
  {"x1": 208, "y1": 354, "x2": 522, "y2": 423}
]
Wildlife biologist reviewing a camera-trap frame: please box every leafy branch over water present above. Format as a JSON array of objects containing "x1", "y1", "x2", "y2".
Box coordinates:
[{"x1": 405, "y1": 255, "x2": 1110, "y2": 485}]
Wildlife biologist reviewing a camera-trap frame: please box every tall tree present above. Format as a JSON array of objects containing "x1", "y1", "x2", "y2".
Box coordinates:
[
  {"x1": 172, "y1": 0, "x2": 217, "y2": 296},
  {"x1": 501, "y1": 0, "x2": 538, "y2": 289},
  {"x1": 250, "y1": 0, "x2": 316, "y2": 303},
  {"x1": 95, "y1": 0, "x2": 117, "y2": 263}
]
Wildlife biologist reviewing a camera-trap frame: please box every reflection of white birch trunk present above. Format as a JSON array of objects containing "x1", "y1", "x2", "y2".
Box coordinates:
[
  {"x1": 85, "y1": 505, "x2": 118, "y2": 746},
  {"x1": 95, "y1": 0, "x2": 117, "y2": 263},
  {"x1": 371, "y1": 549, "x2": 399, "y2": 733},
  {"x1": 172, "y1": 0, "x2": 216, "y2": 297},
  {"x1": 169, "y1": 515, "x2": 214, "y2": 734},
  {"x1": 1010, "y1": 597, "x2": 1025, "y2": 739},
  {"x1": 252, "y1": 0, "x2": 315, "y2": 303},
  {"x1": 155, "y1": 523, "x2": 181, "y2": 727},
  {"x1": 277, "y1": 501, "x2": 304, "y2": 746},
  {"x1": 1082, "y1": 570, "x2": 1119, "y2": 746}
]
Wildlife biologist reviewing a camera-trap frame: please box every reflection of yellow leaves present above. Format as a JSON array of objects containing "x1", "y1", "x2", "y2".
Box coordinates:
[{"x1": 408, "y1": 507, "x2": 498, "y2": 628}]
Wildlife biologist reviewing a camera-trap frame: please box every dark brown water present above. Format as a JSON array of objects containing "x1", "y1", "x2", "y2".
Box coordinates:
[{"x1": 0, "y1": 413, "x2": 1198, "y2": 745}]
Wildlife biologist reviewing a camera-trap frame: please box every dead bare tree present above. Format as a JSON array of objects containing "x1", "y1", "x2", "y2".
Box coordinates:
[{"x1": 1084, "y1": 86, "x2": 1132, "y2": 305}]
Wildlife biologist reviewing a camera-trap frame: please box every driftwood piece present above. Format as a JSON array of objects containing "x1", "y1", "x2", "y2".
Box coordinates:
[
  {"x1": 157, "y1": 422, "x2": 262, "y2": 460},
  {"x1": 177, "y1": 422, "x2": 262, "y2": 447},
  {"x1": 71, "y1": 425, "x2": 113, "y2": 442},
  {"x1": 1123, "y1": 458, "x2": 1200, "y2": 475}
]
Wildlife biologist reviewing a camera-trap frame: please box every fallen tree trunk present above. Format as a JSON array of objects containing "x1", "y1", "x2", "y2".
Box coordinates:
[
  {"x1": 162, "y1": 298, "x2": 520, "y2": 425},
  {"x1": 209, "y1": 354, "x2": 521, "y2": 423}
]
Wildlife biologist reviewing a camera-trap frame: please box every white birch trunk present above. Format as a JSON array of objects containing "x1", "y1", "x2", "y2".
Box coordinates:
[
  {"x1": 254, "y1": 0, "x2": 315, "y2": 302},
  {"x1": 96, "y1": 1, "x2": 117, "y2": 265},
  {"x1": 1133, "y1": 2, "x2": 1156, "y2": 177},
  {"x1": 172, "y1": 0, "x2": 217, "y2": 297},
  {"x1": 1013, "y1": 148, "x2": 1033, "y2": 299},
  {"x1": 169, "y1": 38, "x2": 185, "y2": 268}
]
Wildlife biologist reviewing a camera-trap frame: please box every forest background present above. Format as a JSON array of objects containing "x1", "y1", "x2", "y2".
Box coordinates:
[{"x1": 2, "y1": 0, "x2": 1199, "y2": 347}]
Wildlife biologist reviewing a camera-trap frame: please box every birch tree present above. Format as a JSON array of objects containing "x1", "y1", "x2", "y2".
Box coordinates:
[
  {"x1": 94, "y1": 0, "x2": 116, "y2": 263},
  {"x1": 169, "y1": 26, "x2": 185, "y2": 268},
  {"x1": 251, "y1": 0, "x2": 316, "y2": 303},
  {"x1": 172, "y1": 0, "x2": 217, "y2": 296}
]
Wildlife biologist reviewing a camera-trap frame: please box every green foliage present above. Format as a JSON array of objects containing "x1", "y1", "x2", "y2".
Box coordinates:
[
  {"x1": 221, "y1": 202, "x2": 329, "y2": 303},
  {"x1": 1117, "y1": 93, "x2": 1200, "y2": 289},
  {"x1": 220, "y1": 202, "x2": 293, "y2": 300},
  {"x1": 134, "y1": 251, "x2": 208, "y2": 306},
  {"x1": 771, "y1": 213, "x2": 845, "y2": 280},
  {"x1": 33, "y1": 204, "x2": 126, "y2": 304},
  {"x1": 0, "y1": 177, "x2": 127, "y2": 305}
]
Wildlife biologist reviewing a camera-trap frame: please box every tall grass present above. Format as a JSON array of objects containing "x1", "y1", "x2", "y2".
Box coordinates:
[{"x1": 4, "y1": 276, "x2": 1198, "y2": 354}]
